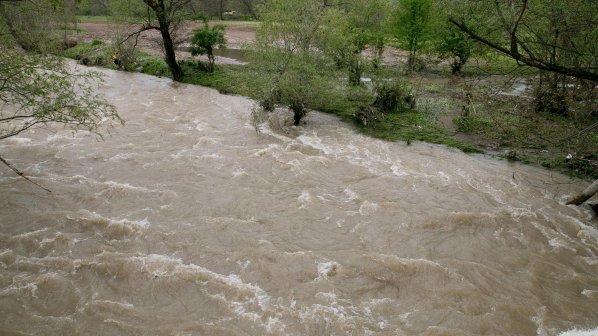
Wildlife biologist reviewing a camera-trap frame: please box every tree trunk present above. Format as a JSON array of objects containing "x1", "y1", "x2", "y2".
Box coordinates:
[
  {"x1": 144, "y1": 0, "x2": 183, "y2": 81},
  {"x1": 219, "y1": 0, "x2": 225, "y2": 20},
  {"x1": 158, "y1": 19, "x2": 183, "y2": 80},
  {"x1": 566, "y1": 179, "x2": 598, "y2": 206}
]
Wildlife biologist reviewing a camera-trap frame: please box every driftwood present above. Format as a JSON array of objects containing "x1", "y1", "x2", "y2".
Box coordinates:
[{"x1": 566, "y1": 179, "x2": 598, "y2": 206}]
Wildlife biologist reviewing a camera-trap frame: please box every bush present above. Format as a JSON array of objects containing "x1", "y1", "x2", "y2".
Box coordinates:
[
  {"x1": 190, "y1": 20, "x2": 226, "y2": 73},
  {"x1": 534, "y1": 90, "x2": 568, "y2": 115},
  {"x1": 436, "y1": 28, "x2": 472, "y2": 74},
  {"x1": 111, "y1": 34, "x2": 137, "y2": 71},
  {"x1": 373, "y1": 81, "x2": 414, "y2": 113},
  {"x1": 139, "y1": 57, "x2": 169, "y2": 77},
  {"x1": 354, "y1": 105, "x2": 385, "y2": 126}
]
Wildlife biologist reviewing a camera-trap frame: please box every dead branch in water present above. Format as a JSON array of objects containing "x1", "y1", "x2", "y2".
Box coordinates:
[{"x1": 0, "y1": 156, "x2": 51, "y2": 193}]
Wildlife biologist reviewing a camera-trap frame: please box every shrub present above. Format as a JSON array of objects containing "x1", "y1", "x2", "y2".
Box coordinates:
[
  {"x1": 373, "y1": 81, "x2": 414, "y2": 113},
  {"x1": 354, "y1": 105, "x2": 385, "y2": 126},
  {"x1": 436, "y1": 28, "x2": 472, "y2": 74},
  {"x1": 534, "y1": 90, "x2": 568, "y2": 115},
  {"x1": 191, "y1": 19, "x2": 226, "y2": 73},
  {"x1": 110, "y1": 34, "x2": 137, "y2": 71}
]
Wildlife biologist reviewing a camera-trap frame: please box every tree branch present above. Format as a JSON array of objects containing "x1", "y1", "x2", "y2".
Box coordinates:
[
  {"x1": 0, "y1": 155, "x2": 51, "y2": 192},
  {"x1": 118, "y1": 24, "x2": 160, "y2": 46},
  {"x1": 448, "y1": 18, "x2": 598, "y2": 82},
  {"x1": 509, "y1": 0, "x2": 528, "y2": 55}
]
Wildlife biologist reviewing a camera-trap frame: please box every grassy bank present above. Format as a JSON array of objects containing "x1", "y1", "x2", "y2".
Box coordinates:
[{"x1": 63, "y1": 41, "x2": 598, "y2": 179}]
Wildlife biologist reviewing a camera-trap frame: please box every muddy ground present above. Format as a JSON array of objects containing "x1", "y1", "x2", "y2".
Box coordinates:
[
  {"x1": 76, "y1": 20, "x2": 413, "y2": 66},
  {"x1": 76, "y1": 20, "x2": 258, "y2": 64}
]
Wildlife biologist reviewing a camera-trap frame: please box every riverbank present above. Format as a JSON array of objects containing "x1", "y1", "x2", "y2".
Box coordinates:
[{"x1": 63, "y1": 18, "x2": 598, "y2": 180}]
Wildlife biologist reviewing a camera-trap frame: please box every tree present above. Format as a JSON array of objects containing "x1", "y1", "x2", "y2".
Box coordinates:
[
  {"x1": 0, "y1": 0, "x2": 70, "y2": 52},
  {"x1": 253, "y1": 0, "x2": 338, "y2": 125},
  {"x1": 448, "y1": 0, "x2": 598, "y2": 82},
  {"x1": 446, "y1": 0, "x2": 598, "y2": 204},
  {"x1": 239, "y1": 0, "x2": 259, "y2": 20},
  {"x1": 0, "y1": 0, "x2": 120, "y2": 189},
  {"x1": 436, "y1": 26, "x2": 472, "y2": 74},
  {"x1": 340, "y1": 0, "x2": 390, "y2": 85},
  {"x1": 190, "y1": 19, "x2": 226, "y2": 72},
  {"x1": 0, "y1": 48, "x2": 120, "y2": 141},
  {"x1": 115, "y1": 0, "x2": 192, "y2": 81},
  {"x1": 393, "y1": 0, "x2": 433, "y2": 71},
  {"x1": 143, "y1": 0, "x2": 189, "y2": 80}
]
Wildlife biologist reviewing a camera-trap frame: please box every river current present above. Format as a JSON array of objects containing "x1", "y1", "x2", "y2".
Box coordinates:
[{"x1": 1, "y1": 66, "x2": 597, "y2": 335}]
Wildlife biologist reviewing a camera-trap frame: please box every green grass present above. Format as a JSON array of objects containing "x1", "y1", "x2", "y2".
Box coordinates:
[
  {"x1": 179, "y1": 61, "x2": 479, "y2": 152},
  {"x1": 361, "y1": 110, "x2": 479, "y2": 152},
  {"x1": 180, "y1": 62, "x2": 263, "y2": 97}
]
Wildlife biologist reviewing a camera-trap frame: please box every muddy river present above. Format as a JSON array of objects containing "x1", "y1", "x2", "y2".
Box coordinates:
[{"x1": 1, "y1": 66, "x2": 597, "y2": 335}]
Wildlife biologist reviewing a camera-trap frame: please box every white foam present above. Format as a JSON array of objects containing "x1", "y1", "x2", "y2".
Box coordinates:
[
  {"x1": 201, "y1": 153, "x2": 223, "y2": 159},
  {"x1": 232, "y1": 168, "x2": 248, "y2": 177},
  {"x1": 297, "y1": 134, "x2": 333, "y2": 156},
  {"x1": 90, "y1": 300, "x2": 135, "y2": 310},
  {"x1": 390, "y1": 164, "x2": 408, "y2": 177},
  {"x1": 128, "y1": 254, "x2": 271, "y2": 308},
  {"x1": 237, "y1": 260, "x2": 251, "y2": 271},
  {"x1": 343, "y1": 187, "x2": 359, "y2": 202},
  {"x1": 252, "y1": 144, "x2": 282, "y2": 158},
  {"x1": 7, "y1": 137, "x2": 32, "y2": 144},
  {"x1": 532, "y1": 306, "x2": 548, "y2": 336},
  {"x1": 10, "y1": 228, "x2": 49, "y2": 240},
  {"x1": 359, "y1": 201, "x2": 380, "y2": 216},
  {"x1": 0, "y1": 281, "x2": 38, "y2": 298},
  {"x1": 298, "y1": 191, "x2": 311, "y2": 209},
  {"x1": 559, "y1": 328, "x2": 598, "y2": 336},
  {"x1": 286, "y1": 159, "x2": 303, "y2": 173},
  {"x1": 78, "y1": 210, "x2": 151, "y2": 233},
  {"x1": 264, "y1": 317, "x2": 285, "y2": 333},
  {"x1": 316, "y1": 261, "x2": 339, "y2": 279},
  {"x1": 103, "y1": 181, "x2": 153, "y2": 193},
  {"x1": 438, "y1": 171, "x2": 450, "y2": 185},
  {"x1": 548, "y1": 238, "x2": 577, "y2": 252},
  {"x1": 108, "y1": 153, "x2": 134, "y2": 161}
]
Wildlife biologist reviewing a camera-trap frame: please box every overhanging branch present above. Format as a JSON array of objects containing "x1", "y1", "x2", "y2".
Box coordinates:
[
  {"x1": 449, "y1": 18, "x2": 598, "y2": 82},
  {"x1": 0, "y1": 155, "x2": 51, "y2": 192}
]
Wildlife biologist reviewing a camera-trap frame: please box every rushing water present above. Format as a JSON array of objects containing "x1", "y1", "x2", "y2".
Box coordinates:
[{"x1": 1, "y1": 66, "x2": 597, "y2": 336}]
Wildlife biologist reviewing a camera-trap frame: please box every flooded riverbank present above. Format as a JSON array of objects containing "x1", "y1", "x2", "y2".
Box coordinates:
[{"x1": 1, "y1": 66, "x2": 597, "y2": 335}]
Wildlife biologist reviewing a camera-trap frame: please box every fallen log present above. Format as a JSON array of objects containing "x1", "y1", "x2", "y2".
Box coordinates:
[{"x1": 566, "y1": 179, "x2": 598, "y2": 206}]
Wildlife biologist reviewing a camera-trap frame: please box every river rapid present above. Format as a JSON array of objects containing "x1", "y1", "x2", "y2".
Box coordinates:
[{"x1": 1, "y1": 66, "x2": 598, "y2": 336}]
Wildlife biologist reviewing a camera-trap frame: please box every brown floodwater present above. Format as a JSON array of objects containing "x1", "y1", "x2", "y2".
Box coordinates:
[{"x1": 1, "y1": 65, "x2": 597, "y2": 336}]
